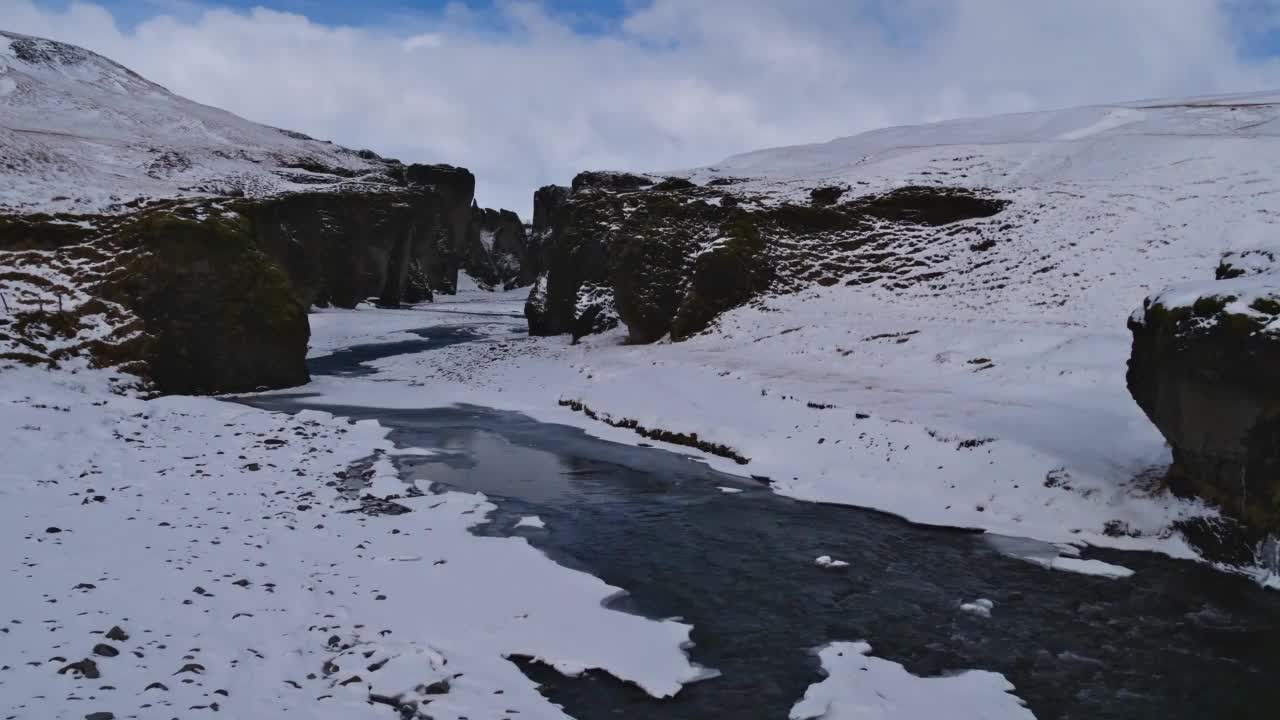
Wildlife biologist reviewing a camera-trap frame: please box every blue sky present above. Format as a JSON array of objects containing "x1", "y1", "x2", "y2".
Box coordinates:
[{"x1": 44, "y1": 0, "x2": 641, "y2": 33}]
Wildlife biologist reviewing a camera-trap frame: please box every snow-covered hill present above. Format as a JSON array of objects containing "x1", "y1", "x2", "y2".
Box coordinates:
[
  {"x1": 684, "y1": 91, "x2": 1280, "y2": 329},
  {"x1": 0, "y1": 30, "x2": 395, "y2": 215}
]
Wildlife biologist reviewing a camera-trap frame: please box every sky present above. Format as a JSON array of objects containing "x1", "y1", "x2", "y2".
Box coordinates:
[{"x1": 7, "y1": 0, "x2": 1280, "y2": 215}]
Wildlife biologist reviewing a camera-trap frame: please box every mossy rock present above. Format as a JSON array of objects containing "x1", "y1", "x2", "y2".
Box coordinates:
[
  {"x1": 101, "y1": 212, "x2": 310, "y2": 394},
  {"x1": 1128, "y1": 294, "x2": 1280, "y2": 533}
]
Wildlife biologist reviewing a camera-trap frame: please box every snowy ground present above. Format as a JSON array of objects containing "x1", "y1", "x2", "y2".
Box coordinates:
[{"x1": 0, "y1": 362, "x2": 716, "y2": 720}]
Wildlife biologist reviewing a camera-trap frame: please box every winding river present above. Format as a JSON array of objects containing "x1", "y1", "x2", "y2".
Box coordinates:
[{"x1": 243, "y1": 315, "x2": 1280, "y2": 720}]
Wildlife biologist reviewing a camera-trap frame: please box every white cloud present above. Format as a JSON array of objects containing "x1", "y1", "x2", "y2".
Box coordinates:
[{"x1": 5, "y1": 0, "x2": 1280, "y2": 215}]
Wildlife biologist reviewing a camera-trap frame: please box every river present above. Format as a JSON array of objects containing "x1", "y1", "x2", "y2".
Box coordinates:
[{"x1": 242, "y1": 316, "x2": 1280, "y2": 720}]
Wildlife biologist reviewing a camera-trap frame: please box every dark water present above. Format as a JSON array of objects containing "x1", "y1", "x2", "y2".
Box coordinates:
[
  {"x1": 306, "y1": 325, "x2": 480, "y2": 376},
  {"x1": 245, "y1": 324, "x2": 1280, "y2": 720}
]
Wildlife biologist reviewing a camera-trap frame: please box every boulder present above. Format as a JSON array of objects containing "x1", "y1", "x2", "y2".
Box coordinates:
[{"x1": 1127, "y1": 265, "x2": 1280, "y2": 532}]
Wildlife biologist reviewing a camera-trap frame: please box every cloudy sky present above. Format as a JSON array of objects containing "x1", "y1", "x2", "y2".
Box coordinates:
[{"x1": 7, "y1": 0, "x2": 1280, "y2": 214}]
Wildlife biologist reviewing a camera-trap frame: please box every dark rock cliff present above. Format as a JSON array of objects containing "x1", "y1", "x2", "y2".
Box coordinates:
[
  {"x1": 463, "y1": 205, "x2": 533, "y2": 290},
  {"x1": 246, "y1": 164, "x2": 476, "y2": 308},
  {"x1": 1127, "y1": 260, "x2": 1280, "y2": 535},
  {"x1": 106, "y1": 212, "x2": 311, "y2": 394},
  {"x1": 0, "y1": 162, "x2": 479, "y2": 395},
  {"x1": 1, "y1": 204, "x2": 308, "y2": 394},
  {"x1": 525, "y1": 173, "x2": 1008, "y2": 343}
]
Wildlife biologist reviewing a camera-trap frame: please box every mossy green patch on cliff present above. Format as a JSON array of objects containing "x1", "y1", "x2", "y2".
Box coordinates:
[{"x1": 97, "y1": 211, "x2": 310, "y2": 394}]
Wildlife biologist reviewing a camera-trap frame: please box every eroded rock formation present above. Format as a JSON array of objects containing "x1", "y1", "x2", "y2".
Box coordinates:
[
  {"x1": 525, "y1": 173, "x2": 1009, "y2": 343},
  {"x1": 1128, "y1": 254, "x2": 1280, "y2": 534},
  {"x1": 246, "y1": 164, "x2": 475, "y2": 308},
  {"x1": 463, "y1": 205, "x2": 534, "y2": 290}
]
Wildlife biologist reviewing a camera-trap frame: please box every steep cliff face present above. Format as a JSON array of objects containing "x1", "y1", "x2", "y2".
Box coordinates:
[
  {"x1": 525, "y1": 172, "x2": 1008, "y2": 342},
  {"x1": 463, "y1": 205, "x2": 533, "y2": 290},
  {"x1": 245, "y1": 164, "x2": 476, "y2": 308},
  {"x1": 1, "y1": 204, "x2": 309, "y2": 394},
  {"x1": 1128, "y1": 256, "x2": 1280, "y2": 534}
]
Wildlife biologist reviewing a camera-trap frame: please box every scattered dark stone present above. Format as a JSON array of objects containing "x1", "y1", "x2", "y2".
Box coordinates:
[
  {"x1": 338, "y1": 675, "x2": 362, "y2": 686},
  {"x1": 232, "y1": 579, "x2": 250, "y2": 587},
  {"x1": 341, "y1": 496, "x2": 411, "y2": 516},
  {"x1": 84, "y1": 712, "x2": 114, "y2": 720},
  {"x1": 144, "y1": 682, "x2": 168, "y2": 692},
  {"x1": 558, "y1": 399, "x2": 749, "y2": 464},
  {"x1": 92, "y1": 644, "x2": 119, "y2": 658},
  {"x1": 58, "y1": 658, "x2": 100, "y2": 679},
  {"x1": 421, "y1": 679, "x2": 450, "y2": 695},
  {"x1": 173, "y1": 663, "x2": 205, "y2": 675},
  {"x1": 45, "y1": 527, "x2": 62, "y2": 534}
]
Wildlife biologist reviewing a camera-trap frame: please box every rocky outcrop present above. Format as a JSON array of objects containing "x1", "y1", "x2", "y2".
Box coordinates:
[
  {"x1": 1, "y1": 205, "x2": 308, "y2": 394},
  {"x1": 462, "y1": 205, "x2": 533, "y2": 289},
  {"x1": 1127, "y1": 258, "x2": 1280, "y2": 534},
  {"x1": 245, "y1": 164, "x2": 475, "y2": 308},
  {"x1": 524, "y1": 185, "x2": 571, "y2": 334},
  {"x1": 526, "y1": 174, "x2": 1008, "y2": 343},
  {"x1": 0, "y1": 162, "x2": 481, "y2": 395},
  {"x1": 106, "y1": 211, "x2": 310, "y2": 394}
]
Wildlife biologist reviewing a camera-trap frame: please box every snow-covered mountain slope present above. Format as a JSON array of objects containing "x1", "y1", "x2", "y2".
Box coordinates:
[{"x1": 0, "y1": 30, "x2": 394, "y2": 215}]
